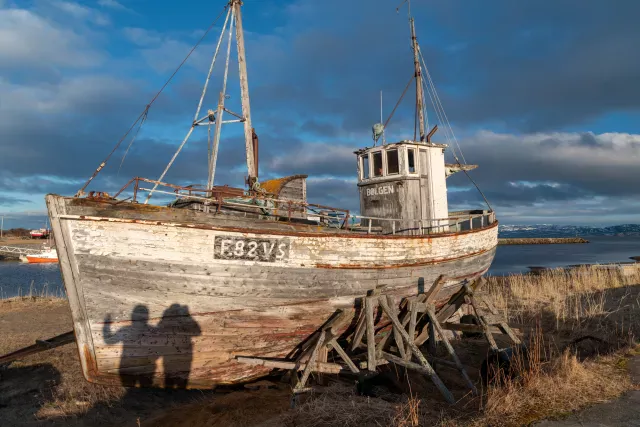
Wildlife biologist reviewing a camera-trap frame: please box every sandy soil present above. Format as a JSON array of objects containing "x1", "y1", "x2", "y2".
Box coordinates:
[
  {"x1": 0, "y1": 298, "x2": 226, "y2": 427},
  {"x1": 0, "y1": 238, "x2": 49, "y2": 246},
  {"x1": 1, "y1": 282, "x2": 638, "y2": 427}
]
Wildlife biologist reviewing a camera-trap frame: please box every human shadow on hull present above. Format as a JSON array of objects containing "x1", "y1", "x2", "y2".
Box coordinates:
[{"x1": 103, "y1": 303, "x2": 201, "y2": 389}]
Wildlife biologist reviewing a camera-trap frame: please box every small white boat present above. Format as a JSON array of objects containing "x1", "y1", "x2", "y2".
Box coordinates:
[{"x1": 25, "y1": 246, "x2": 58, "y2": 264}]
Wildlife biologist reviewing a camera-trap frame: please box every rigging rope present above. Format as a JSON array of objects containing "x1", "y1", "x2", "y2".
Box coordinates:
[
  {"x1": 417, "y1": 47, "x2": 493, "y2": 211},
  {"x1": 75, "y1": 5, "x2": 229, "y2": 197},
  {"x1": 383, "y1": 74, "x2": 415, "y2": 134},
  {"x1": 418, "y1": 47, "x2": 467, "y2": 164},
  {"x1": 117, "y1": 106, "x2": 149, "y2": 177}
]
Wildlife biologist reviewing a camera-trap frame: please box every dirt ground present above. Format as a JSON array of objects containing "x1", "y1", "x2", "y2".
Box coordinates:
[
  {"x1": 536, "y1": 357, "x2": 640, "y2": 427},
  {"x1": 0, "y1": 238, "x2": 48, "y2": 246},
  {"x1": 1, "y1": 281, "x2": 638, "y2": 427},
  {"x1": 0, "y1": 297, "x2": 514, "y2": 426},
  {"x1": 0, "y1": 298, "x2": 226, "y2": 427}
]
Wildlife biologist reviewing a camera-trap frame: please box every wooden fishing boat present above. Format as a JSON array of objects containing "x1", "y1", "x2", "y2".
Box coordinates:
[{"x1": 46, "y1": 0, "x2": 498, "y2": 389}]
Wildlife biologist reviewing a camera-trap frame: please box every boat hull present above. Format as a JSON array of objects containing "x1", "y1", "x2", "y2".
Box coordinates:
[
  {"x1": 25, "y1": 256, "x2": 58, "y2": 264},
  {"x1": 46, "y1": 195, "x2": 498, "y2": 388}
]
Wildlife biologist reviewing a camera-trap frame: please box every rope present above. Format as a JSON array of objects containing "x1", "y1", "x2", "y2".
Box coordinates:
[
  {"x1": 75, "y1": 5, "x2": 229, "y2": 197},
  {"x1": 383, "y1": 74, "x2": 415, "y2": 133},
  {"x1": 419, "y1": 47, "x2": 467, "y2": 164},
  {"x1": 117, "y1": 106, "x2": 149, "y2": 177},
  {"x1": 417, "y1": 47, "x2": 492, "y2": 211}
]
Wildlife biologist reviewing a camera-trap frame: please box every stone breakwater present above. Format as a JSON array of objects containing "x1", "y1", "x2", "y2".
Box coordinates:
[{"x1": 498, "y1": 237, "x2": 589, "y2": 245}]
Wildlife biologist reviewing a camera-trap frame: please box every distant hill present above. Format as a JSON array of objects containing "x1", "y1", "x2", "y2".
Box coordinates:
[{"x1": 498, "y1": 224, "x2": 640, "y2": 238}]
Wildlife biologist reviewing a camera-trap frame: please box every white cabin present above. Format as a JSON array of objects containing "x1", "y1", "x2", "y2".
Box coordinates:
[{"x1": 355, "y1": 140, "x2": 451, "y2": 234}]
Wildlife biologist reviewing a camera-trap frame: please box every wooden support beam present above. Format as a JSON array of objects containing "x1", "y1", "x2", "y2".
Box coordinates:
[
  {"x1": 387, "y1": 295, "x2": 407, "y2": 360},
  {"x1": 365, "y1": 296, "x2": 377, "y2": 372},
  {"x1": 440, "y1": 322, "x2": 515, "y2": 335},
  {"x1": 351, "y1": 304, "x2": 367, "y2": 351},
  {"x1": 425, "y1": 274, "x2": 446, "y2": 304},
  {"x1": 426, "y1": 306, "x2": 477, "y2": 395},
  {"x1": 381, "y1": 352, "x2": 455, "y2": 404},
  {"x1": 427, "y1": 312, "x2": 437, "y2": 360},
  {"x1": 464, "y1": 284, "x2": 498, "y2": 351},
  {"x1": 327, "y1": 339, "x2": 360, "y2": 374},
  {"x1": 0, "y1": 331, "x2": 75, "y2": 365},
  {"x1": 405, "y1": 298, "x2": 418, "y2": 360},
  {"x1": 378, "y1": 298, "x2": 454, "y2": 404},
  {"x1": 295, "y1": 330, "x2": 326, "y2": 391},
  {"x1": 498, "y1": 322, "x2": 522, "y2": 345},
  {"x1": 237, "y1": 356, "x2": 344, "y2": 374}
]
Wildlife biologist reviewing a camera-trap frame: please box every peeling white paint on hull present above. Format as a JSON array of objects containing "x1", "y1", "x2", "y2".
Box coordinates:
[{"x1": 46, "y1": 195, "x2": 498, "y2": 388}]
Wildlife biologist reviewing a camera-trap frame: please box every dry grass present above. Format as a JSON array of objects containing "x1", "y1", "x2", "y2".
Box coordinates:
[
  {"x1": 2, "y1": 268, "x2": 638, "y2": 426},
  {"x1": 476, "y1": 348, "x2": 633, "y2": 426},
  {"x1": 0, "y1": 280, "x2": 67, "y2": 301},
  {"x1": 485, "y1": 267, "x2": 640, "y2": 339},
  {"x1": 282, "y1": 267, "x2": 640, "y2": 427}
]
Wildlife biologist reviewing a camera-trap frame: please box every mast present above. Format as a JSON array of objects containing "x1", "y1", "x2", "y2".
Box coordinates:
[
  {"x1": 232, "y1": 0, "x2": 258, "y2": 185},
  {"x1": 410, "y1": 17, "x2": 426, "y2": 142}
]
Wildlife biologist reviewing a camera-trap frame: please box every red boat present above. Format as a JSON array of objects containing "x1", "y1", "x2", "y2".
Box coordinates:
[{"x1": 29, "y1": 228, "x2": 51, "y2": 239}]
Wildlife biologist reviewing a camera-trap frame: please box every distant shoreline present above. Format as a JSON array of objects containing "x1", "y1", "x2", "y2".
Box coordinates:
[{"x1": 498, "y1": 237, "x2": 589, "y2": 245}]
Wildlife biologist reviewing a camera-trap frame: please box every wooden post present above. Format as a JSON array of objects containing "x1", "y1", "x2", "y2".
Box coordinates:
[
  {"x1": 365, "y1": 296, "x2": 377, "y2": 372},
  {"x1": 426, "y1": 306, "x2": 477, "y2": 395},
  {"x1": 378, "y1": 298, "x2": 454, "y2": 404},
  {"x1": 351, "y1": 307, "x2": 367, "y2": 351},
  {"x1": 232, "y1": 0, "x2": 257, "y2": 181},
  {"x1": 464, "y1": 284, "x2": 498, "y2": 351},
  {"x1": 405, "y1": 298, "x2": 418, "y2": 360},
  {"x1": 294, "y1": 330, "x2": 326, "y2": 392},
  {"x1": 425, "y1": 275, "x2": 446, "y2": 303},
  {"x1": 386, "y1": 295, "x2": 407, "y2": 359},
  {"x1": 327, "y1": 339, "x2": 360, "y2": 374}
]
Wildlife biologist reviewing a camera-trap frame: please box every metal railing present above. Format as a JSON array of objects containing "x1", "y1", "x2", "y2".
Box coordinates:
[
  {"x1": 352, "y1": 211, "x2": 496, "y2": 235},
  {"x1": 110, "y1": 177, "x2": 496, "y2": 236},
  {"x1": 0, "y1": 246, "x2": 42, "y2": 256}
]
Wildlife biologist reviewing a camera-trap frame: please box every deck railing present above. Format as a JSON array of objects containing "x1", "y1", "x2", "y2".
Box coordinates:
[{"x1": 111, "y1": 177, "x2": 496, "y2": 236}]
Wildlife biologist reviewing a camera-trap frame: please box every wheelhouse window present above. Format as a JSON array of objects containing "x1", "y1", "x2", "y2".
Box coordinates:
[
  {"x1": 386, "y1": 149, "x2": 399, "y2": 175},
  {"x1": 407, "y1": 148, "x2": 416, "y2": 173},
  {"x1": 361, "y1": 155, "x2": 370, "y2": 179},
  {"x1": 372, "y1": 151, "x2": 383, "y2": 177},
  {"x1": 419, "y1": 149, "x2": 428, "y2": 176}
]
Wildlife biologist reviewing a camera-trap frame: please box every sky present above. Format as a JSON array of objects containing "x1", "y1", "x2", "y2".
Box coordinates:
[{"x1": 1, "y1": 0, "x2": 640, "y2": 229}]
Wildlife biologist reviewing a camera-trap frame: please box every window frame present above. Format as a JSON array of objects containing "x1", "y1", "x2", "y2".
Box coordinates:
[
  {"x1": 386, "y1": 148, "x2": 400, "y2": 175},
  {"x1": 406, "y1": 147, "x2": 418, "y2": 175},
  {"x1": 360, "y1": 154, "x2": 370, "y2": 180},
  {"x1": 371, "y1": 150, "x2": 384, "y2": 178}
]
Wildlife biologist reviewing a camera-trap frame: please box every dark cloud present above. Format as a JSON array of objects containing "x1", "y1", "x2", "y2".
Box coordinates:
[
  {"x1": 1, "y1": 0, "x2": 640, "y2": 227},
  {"x1": 0, "y1": 195, "x2": 31, "y2": 206}
]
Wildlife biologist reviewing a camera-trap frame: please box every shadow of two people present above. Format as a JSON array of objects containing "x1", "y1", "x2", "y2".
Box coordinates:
[{"x1": 103, "y1": 303, "x2": 201, "y2": 389}]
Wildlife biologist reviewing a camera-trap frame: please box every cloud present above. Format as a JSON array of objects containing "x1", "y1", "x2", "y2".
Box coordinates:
[
  {"x1": 50, "y1": 1, "x2": 110, "y2": 26},
  {"x1": 0, "y1": 195, "x2": 31, "y2": 206},
  {"x1": 122, "y1": 27, "x2": 163, "y2": 46},
  {"x1": 98, "y1": 0, "x2": 132, "y2": 12},
  {"x1": 0, "y1": 8, "x2": 103, "y2": 68},
  {"x1": 0, "y1": 0, "x2": 639, "y2": 227}
]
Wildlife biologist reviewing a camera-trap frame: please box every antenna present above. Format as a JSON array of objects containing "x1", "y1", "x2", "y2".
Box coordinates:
[{"x1": 380, "y1": 91, "x2": 386, "y2": 145}]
